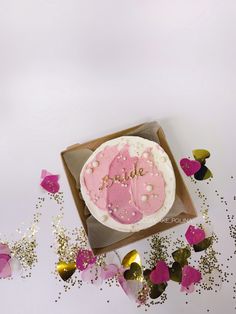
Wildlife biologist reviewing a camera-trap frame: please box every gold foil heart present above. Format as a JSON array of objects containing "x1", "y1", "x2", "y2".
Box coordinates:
[
  {"x1": 193, "y1": 237, "x2": 212, "y2": 252},
  {"x1": 172, "y1": 248, "x2": 191, "y2": 266},
  {"x1": 149, "y1": 282, "x2": 167, "y2": 299},
  {"x1": 122, "y1": 250, "x2": 141, "y2": 268},
  {"x1": 192, "y1": 149, "x2": 213, "y2": 180},
  {"x1": 57, "y1": 261, "x2": 76, "y2": 281},
  {"x1": 192, "y1": 149, "x2": 210, "y2": 163},
  {"x1": 124, "y1": 262, "x2": 143, "y2": 281},
  {"x1": 169, "y1": 262, "x2": 182, "y2": 282},
  {"x1": 143, "y1": 268, "x2": 167, "y2": 299},
  {"x1": 194, "y1": 165, "x2": 213, "y2": 180}
]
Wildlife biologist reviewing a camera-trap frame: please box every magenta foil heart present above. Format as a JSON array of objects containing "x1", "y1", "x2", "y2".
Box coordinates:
[
  {"x1": 76, "y1": 249, "x2": 97, "y2": 271},
  {"x1": 180, "y1": 158, "x2": 201, "y2": 177},
  {"x1": 40, "y1": 174, "x2": 60, "y2": 194},
  {"x1": 181, "y1": 265, "x2": 201, "y2": 289},
  {"x1": 185, "y1": 225, "x2": 206, "y2": 245},
  {"x1": 150, "y1": 260, "x2": 170, "y2": 284}
]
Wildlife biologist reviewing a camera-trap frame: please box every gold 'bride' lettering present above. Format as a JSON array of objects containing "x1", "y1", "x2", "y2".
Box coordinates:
[{"x1": 99, "y1": 163, "x2": 147, "y2": 190}]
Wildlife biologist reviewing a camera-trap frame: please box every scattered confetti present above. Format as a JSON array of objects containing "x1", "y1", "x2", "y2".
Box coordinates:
[
  {"x1": 3, "y1": 153, "x2": 234, "y2": 312},
  {"x1": 0, "y1": 200, "x2": 42, "y2": 280}
]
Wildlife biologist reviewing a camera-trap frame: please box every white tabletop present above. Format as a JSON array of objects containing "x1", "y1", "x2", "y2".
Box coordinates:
[{"x1": 0, "y1": 1, "x2": 235, "y2": 313}]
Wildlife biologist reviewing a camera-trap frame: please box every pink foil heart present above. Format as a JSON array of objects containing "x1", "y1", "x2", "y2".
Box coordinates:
[
  {"x1": 181, "y1": 265, "x2": 201, "y2": 289},
  {"x1": 0, "y1": 255, "x2": 11, "y2": 278},
  {"x1": 81, "y1": 263, "x2": 120, "y2": 286},
  {"x1": 180, "y1": 158, "x2": 201, "y2": 177},
  {"x1": 0, "y1": 243, "x2": 12, "y2": 278},
  {"x1": 181, "y1": 282, "x2": 195, "y2": 293},
  {"x1": 185, "y1": 225, "x2": 206, "y2": 245},
  {"x1": 101, "y1": 264, "x2": 119, "y2": 280},
  {"x1": 41, "y1": 169, "x2": 53, "y2": 179},
  {"x1": 40, "y1": 175, "x2": 60, "y2": 194},
  {"x1": 81, "y1": 264, "x2": 103, "y2": 286},
  {"x1": 150, "y1": 260, "x2": 170, "y2": 284},
  {"x1": 0, "y1": 243, "x2": 11, "y2": 255},
  {"x1": 76, "y1": 249, "x2": 97, "y2": 271},
  {"x1": 118, "y1": 274, "x2": 143, "y2": 303}
]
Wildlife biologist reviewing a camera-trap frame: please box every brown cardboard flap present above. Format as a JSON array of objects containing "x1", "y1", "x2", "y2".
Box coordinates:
[{"x1": 61, "y1": 123, "x2": 197, "y2": 255}]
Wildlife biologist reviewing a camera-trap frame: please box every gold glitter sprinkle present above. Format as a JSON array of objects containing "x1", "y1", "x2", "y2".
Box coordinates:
[{"x1": 145, "y1": 234, "x2": 171, "y2": 269}]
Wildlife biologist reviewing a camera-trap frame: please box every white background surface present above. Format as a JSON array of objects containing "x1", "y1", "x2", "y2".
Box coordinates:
[{"x1": 0, "y1": 1, "x2": 236, "y2": 313}]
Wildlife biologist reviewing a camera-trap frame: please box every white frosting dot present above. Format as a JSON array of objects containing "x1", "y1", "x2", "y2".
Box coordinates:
[
  {"x1": 86, "y1": 168, "x2": 93, "y2": 174},
  {"x1": 143, "y1": 152, "x2": 149, "y2": 158},
  {"x1": 141, "y1": 195, "x2": 148, "y2": 202},
  {"x1": 132, "y1": 212, "x2": 136, "y2": 216},
  {"x1": 92, "y1": 160, "x2": 99, "y2": 168},
  {"x1": 161, "y1": 156, "x2": 167, "y2": 162},
  {"x1": 146, "y1": 184, "x2": 153, "y2": 192}
]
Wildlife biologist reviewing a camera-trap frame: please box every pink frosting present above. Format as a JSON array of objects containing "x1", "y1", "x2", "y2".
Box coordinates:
[
  {"x1": 106, "y1": 149, "x2": 143, "y2": 224},
  {"x1": 131, "y1": 150, "x2": 165, "y2": 215},
  {"x1": 82, "y1": 144, "x2": 166, "y2": 225},
  {"x1": 82, "y1": 145, "x2": 119, "y2": 210}
]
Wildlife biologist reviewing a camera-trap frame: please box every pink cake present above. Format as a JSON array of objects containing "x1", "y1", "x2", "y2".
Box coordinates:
[{"x1": 80, "y1": 136, "x2": 176, "y2": 232}]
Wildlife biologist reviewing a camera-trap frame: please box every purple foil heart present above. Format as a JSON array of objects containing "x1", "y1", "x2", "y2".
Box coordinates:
[
  {"x1": 180, "y1": 158, "x2": 201, "y2": 177},
  {"x1": 150, "y1": 260, "x2": 170, "y2": 284},
  {"x1": 185, "y1": 225, "x2": 206, "y2": 245}
]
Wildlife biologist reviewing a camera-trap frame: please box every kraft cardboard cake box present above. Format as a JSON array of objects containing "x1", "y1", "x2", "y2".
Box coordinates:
[{"x1": 61, "y1": 122, "x2": 197, "y2": 255}]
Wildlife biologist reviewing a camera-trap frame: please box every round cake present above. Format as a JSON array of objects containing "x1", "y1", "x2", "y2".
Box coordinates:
[{"x1": 80, "y1": 136, "x2": 176, "y2": 232}]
